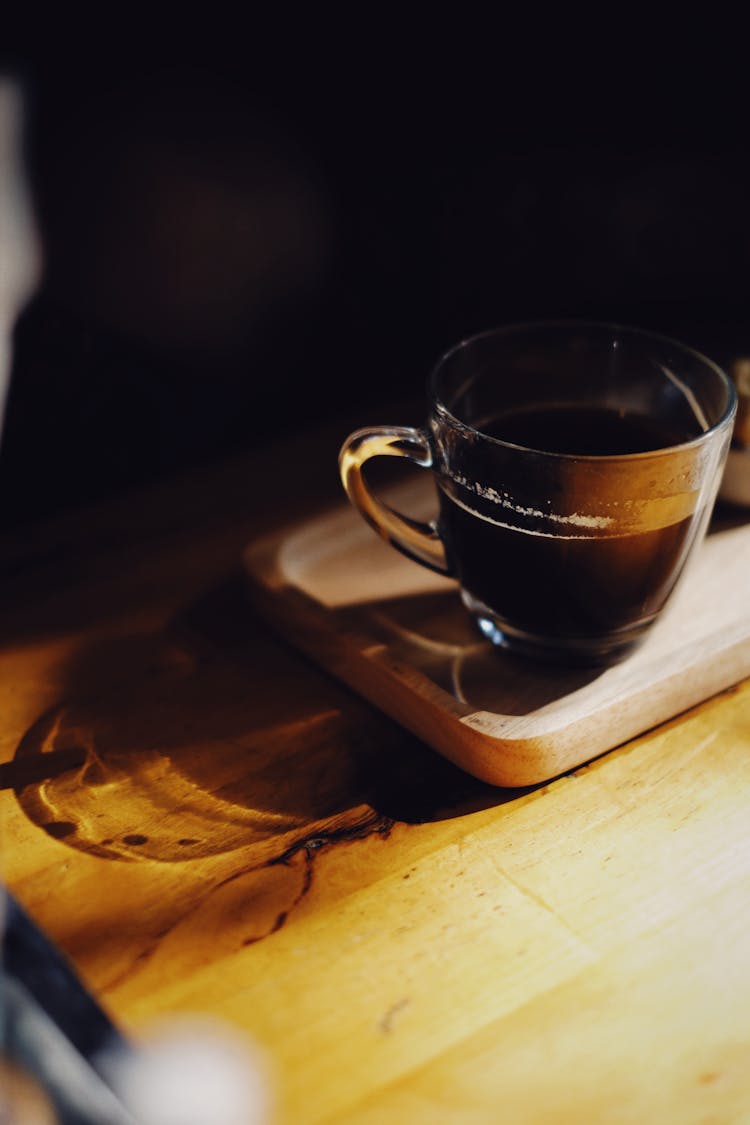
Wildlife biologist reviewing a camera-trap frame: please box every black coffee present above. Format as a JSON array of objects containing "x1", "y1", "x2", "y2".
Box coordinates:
[
  {"x1": 438, "y1": 405, "x2": 701, "y2": 646},
  {"x1": 476, "y1": 403, "x2": 696, "y2": 455}
]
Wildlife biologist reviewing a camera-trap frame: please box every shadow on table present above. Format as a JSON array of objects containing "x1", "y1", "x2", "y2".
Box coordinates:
[
  {"x1": 337, "y1": 588, "x2": 598, "y2": 715},
  {"x1": 7, "y1": 576, "x2": 542, "y2": 872}
]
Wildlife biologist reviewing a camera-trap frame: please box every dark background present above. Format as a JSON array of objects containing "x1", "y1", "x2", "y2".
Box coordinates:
[{"x1": 2, "y1": 31, "x2": 749, "y2": 526}]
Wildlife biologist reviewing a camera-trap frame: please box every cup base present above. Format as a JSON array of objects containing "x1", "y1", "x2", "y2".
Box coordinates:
[{"x1": 462, "y1": 593, "x2": 652, "y2": 668}]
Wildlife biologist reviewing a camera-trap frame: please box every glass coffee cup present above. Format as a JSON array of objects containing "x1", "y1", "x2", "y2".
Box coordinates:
[{"x1": 339, "y1": 323, "x2": 737, "y2": 666}]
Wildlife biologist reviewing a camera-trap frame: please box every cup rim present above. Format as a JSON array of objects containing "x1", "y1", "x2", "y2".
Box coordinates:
[{"x1": 428, "y1": 320, "x2": 738, "y2": 461}]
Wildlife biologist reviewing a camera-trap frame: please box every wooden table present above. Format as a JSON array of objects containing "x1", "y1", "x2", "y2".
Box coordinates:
[{"x1": 3, "y1": 425, "x2": 750, "y2": 1124}]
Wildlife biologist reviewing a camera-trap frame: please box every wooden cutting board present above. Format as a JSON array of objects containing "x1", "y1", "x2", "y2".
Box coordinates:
[{"x1": 243, "y1": 478, "x2": 750, "y2": 787}]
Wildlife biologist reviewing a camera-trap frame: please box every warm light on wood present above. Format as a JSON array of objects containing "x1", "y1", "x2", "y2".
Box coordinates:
[{"x1": 2, "y1": 432, "x2": 750, "y2": 1123}]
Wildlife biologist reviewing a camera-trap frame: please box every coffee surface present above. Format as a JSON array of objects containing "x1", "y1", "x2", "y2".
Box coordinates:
[{"x1": 476, "y1": 404, "x2": 696, "y2": 456}]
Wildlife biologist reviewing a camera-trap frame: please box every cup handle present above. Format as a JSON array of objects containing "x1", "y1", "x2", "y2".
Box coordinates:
[{"x1": 339, "y1": 426, "x2": 452, "y2": 576}]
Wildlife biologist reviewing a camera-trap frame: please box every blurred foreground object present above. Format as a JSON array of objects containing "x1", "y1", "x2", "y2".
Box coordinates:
[
  {"x1": 2, "y1": 891, "x2": 135, "y2": 1123},
  {"x1": 0, "y1": 77, "x2": 40, "y2": 429},
  {"x1": 0, "y1": 1058, "x2": 58, "y2": 1122},
  {"x1": 2, "y1": 892, "x2": 271, "y2": 1123},
  {"x1": 102, "y1": 1018, "x2": 272, "y2": 1125}
]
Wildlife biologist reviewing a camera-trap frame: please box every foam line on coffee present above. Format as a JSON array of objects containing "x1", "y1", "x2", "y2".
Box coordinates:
[
  {"x1": 449, "y1": 472, "x2": 614, "y2": 531},
  {"x1": 442, "y1": 489, "x2": 620, "y2": 540}
]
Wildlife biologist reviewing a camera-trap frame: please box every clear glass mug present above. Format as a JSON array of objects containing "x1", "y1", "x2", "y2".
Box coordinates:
[{"x1": 339, "y1": 323, "x2": 737, "y2": 666}]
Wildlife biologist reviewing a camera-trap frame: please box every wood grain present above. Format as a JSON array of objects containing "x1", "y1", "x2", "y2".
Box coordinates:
[
  {"x1": 3, "y1": 432, "x2": 750, "y2": 1123},
  {"x1": 101, "y1": 680, "x2": 750, "y2": 1125}
]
